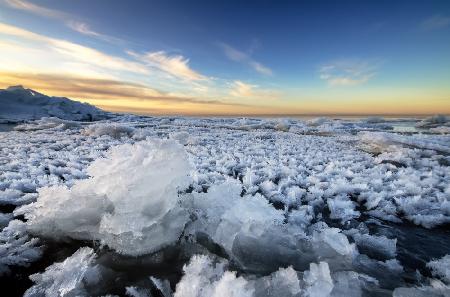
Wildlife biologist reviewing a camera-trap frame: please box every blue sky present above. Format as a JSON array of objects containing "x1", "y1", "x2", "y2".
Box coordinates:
[{"x1": 0, "y1": 0, "x2": 449, "y2": 115}]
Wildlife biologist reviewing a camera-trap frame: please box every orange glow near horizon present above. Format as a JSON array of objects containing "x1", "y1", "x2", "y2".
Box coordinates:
[{"x1": 0, "y1": 71, "x2": 449, "y2": 116}]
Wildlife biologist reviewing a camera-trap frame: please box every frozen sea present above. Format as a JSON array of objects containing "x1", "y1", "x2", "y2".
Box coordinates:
[{"x1": 0, "y1": 114, "x2": 450, "y2": 297}]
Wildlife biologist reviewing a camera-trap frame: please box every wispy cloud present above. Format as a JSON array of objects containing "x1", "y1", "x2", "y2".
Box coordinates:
[
  {"x1": 128, "y1": 51, "x2": 208, "y2": 81},
  {"x1": 419, "y1": 15, "x2": 450, "y2": 31},
  {"x1": 66, "y1": 21, "x2": 102, "y2": 37},
  {"x1": 4, "y1": 0, "x2": 63, "y2": 18},
  {"x1": 230, "y1": 80, "x2": 255, "y2": 97},
  {"x1": 248, "y1": 61, "x2": 272, "y2": 76},
  {"x1": 0, "y1": 22, "x2": 148, "y2": 76},
  {"x1": 230, "y1": 80, "x2": 278, "y2": 99},
  {"x1": 3, "y1": 0, "x2": 119, "y2": 43},
  {"x1": 219, "y1": 42, "x2": 273, "y2": 76},
  {"x1": 0, "y1": 22, "x2": 256, "y2": 103},
  {"x1": 66, "y1": 21, "x2": 122, "y2": 43},
  {"x1": 0, "y1": 71, "x2": 162, "y2": 99},
  {"x1": 319, "y1": 59, "x2": 380, "y2": 87},
  {"x1": 221, "y1": 43, "x2": 247, "y2": 61}
]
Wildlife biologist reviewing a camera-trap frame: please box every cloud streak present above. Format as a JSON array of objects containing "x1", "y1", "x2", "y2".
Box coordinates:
[
  {"x1": 419, "y1": 15, "x2": 450, "y2": 31},
  {"x1": 128, "y1": 51, "x2": 208, "y2": 81},
  {"x1": 0, "y1": 22, "x2": 148, "y2": 76},
  {"x1": 0, "y1": 21, "x2": 215, "y2": 99},
  {"x1": 66, "y1": 21, "x2": 122, "y2": 44},
  {"x1": 4, "y1": 0, "x2": 63, "y2": 18},
  {"x1": 230, "y1": 80, "x2": 279, "y2": 99},
  {"x1": 0, "y1": 71, "x2": 246, "y2": 108},
  {"x1": 3, "y1": 0, "x2": 119, "y2": 43},
  {"x1": 319, "y1": 59, "x2": 380, "y2": 87},
  {"x1": 230, "y1": 80, "x2": 255, "y2": 97},
  {"x1": 219, "y1": 42, "x2": 273, "y2": 76}
]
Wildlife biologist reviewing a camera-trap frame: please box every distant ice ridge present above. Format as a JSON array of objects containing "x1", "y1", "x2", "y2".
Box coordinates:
[
  {"x1": 20, "y1": 139, "x2": 192, "y2": 256},
  {"x1": 14, "y1": 117, "x2": 82, "y2": 131},
  {"x1": 0, "y1": 85, "x2": 107, "y2": 122}
]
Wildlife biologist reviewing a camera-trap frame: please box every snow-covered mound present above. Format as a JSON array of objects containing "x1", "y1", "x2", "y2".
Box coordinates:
[
  {"x1": 14, "y1": 117, "x2": 82, "y2": 131},
  {"x1": 0, "y1": 85, "x2": 107, "y2": 122}
]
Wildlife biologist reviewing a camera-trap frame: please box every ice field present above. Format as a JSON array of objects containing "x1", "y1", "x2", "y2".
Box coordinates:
[{"x1": 1, "y1": 87, "x2": 450, "y2": 296}]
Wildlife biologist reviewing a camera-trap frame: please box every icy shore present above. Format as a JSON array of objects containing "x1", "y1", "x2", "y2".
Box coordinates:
[{"x1": 1, "y1": 114, "x2": 449, "y2": 296}]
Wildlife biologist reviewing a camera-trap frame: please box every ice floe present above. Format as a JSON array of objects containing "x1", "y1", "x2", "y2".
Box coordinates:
[{"x1": 20, "y1": 139, "x2": 192, "y2": 256}]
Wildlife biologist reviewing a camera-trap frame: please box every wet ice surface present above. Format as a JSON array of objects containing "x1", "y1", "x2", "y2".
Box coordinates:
[{"x1": 0, "y1": 115, "x2": 449, "y2": 296}]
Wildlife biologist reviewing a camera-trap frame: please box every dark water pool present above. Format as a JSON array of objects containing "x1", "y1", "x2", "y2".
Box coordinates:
[{"x1": 0, "y1": 124, "x2": 17, "y2": 132}]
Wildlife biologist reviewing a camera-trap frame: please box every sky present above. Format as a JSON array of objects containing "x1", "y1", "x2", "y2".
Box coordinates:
[{"x1": 0, "y1": 0, "x2": 449, "y2": 116}]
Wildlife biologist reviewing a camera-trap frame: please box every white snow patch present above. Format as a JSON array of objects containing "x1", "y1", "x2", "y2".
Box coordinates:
[
  {"x1": 427, "y1": 255, "x2": 450, "y2": 284},
  {"x1": 327, "y1": 195, "x2": 360, "y2": 223},
  {"x1": 82, "y1": 123, "x2": 135, "y2": 138},
  {"x1": 430, "y1": 126, "x2": 450, "y2": 134},
  {"x1": 24, "y1": 247, "x2": 99, "y2": 297},
  {"x1": 0, "y1": 220, "x2": 42, "y2": 275},
  {"x1": 303, "y1": 262, "x2": 333, "y2": 297},
  {"x1": 359, "y1": 131, "x2": 450, "y2": 154},
  {"x1": 312, "y1": 227, "x2": 356, "y2": 257},
  {"x1": 126, "y1": 286, "x2": 152, "y2": 297},
  {"x1": 416, "y1": 115, "x2": 450, "y2": 128},
  {"x1": 307, "y1": 117, "x2": 329, "y2": 127},
  {"x1": 174, "y1": 255, "x2": 254, "y2": 297},
  {"x1": 170, "y1": 131, "x2": 191, "y2": 145}
]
